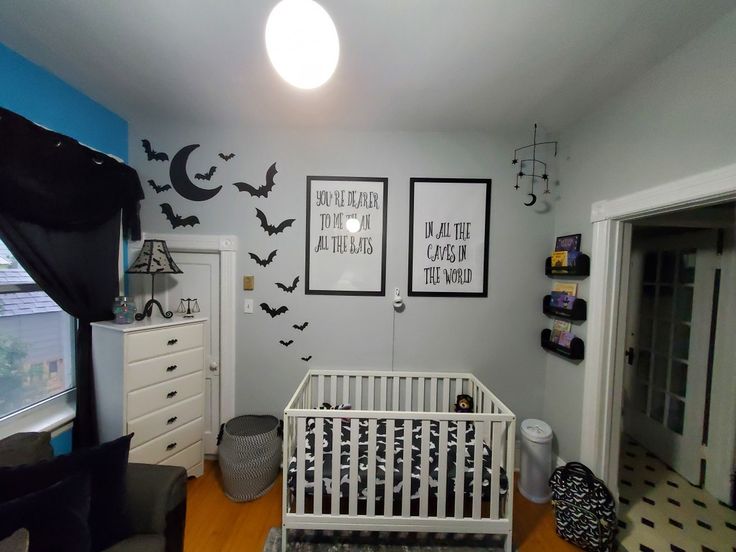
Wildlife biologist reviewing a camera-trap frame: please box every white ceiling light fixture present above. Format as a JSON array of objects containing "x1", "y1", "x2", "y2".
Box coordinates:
[{"x1": 265, "y1": 0, "x2": 339, "y2": 90}]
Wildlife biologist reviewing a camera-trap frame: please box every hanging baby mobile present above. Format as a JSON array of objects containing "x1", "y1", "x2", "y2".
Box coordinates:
[{"x1": 512, "y1": 123, "x2": 558, "y2": 207}]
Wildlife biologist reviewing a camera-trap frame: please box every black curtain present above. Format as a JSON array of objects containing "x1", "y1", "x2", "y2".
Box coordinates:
[{"x1": 0, "y1": 107, "x2": 143, "y2": 448}]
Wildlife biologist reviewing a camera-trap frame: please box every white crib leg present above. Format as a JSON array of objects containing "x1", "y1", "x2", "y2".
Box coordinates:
[
  {"x1": 504, "y1": 532, "x2": 513, "y2": 552},
  {"x1": 281, "y1": 526, "x2": 287, "y2": 552}
]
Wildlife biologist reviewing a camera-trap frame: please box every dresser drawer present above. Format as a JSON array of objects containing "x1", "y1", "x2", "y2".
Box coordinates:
[
  {"x1": 127, "y1": 371, "x2": 203, "y2": 420},
  {"x1": 128, "y1": 394, "x2": 203, "y2": 448},
  {"x1": 126, "y1": 347, "x2": 203, "y2": 391},
  {"x1": 129, "y1": 417, "x2": 203, "y2": 465},
  {"x1": 160, "y1": 441, "x2": 203, "y2": 472},
  {"x1": 126, "y1": 323, "x2": 204, "y2": 363}
]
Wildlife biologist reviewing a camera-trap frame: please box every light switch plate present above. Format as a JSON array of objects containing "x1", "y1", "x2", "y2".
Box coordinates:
[
  {"x1": 243, "y1": 275, "x2": 254, "y2": 290},
  {"x1": 244, "y1": 299, "x2": 254, "y2": 314}
]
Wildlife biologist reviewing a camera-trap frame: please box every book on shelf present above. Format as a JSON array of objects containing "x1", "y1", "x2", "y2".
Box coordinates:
[
  {"x1": 552, "y1": 282, "x2": 578, "y2": 296},
  {"x1": 555, "y1": 234, "x2": 581, "y2": 252},
  {"x1": 550, "y1": 320, "x2": 572, "y2": 344},
  {"x1": 550, "y1": 291, "x2": 575, "y2": 310},
  {"x1": 551, "y1": 251, "x2": 568, "y2": 267},
  {"x1": 558, "y1": 331, "x2": 575, "y2": 349}
]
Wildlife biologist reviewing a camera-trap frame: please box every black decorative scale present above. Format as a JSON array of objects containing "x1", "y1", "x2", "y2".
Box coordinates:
[{"x1": 512, "y1": 123, "x2": 558, "y2": 207}]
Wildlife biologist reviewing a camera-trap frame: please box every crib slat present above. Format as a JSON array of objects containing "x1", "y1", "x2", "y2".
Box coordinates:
[
  {"x1": 419, "y1": 419, "x2": 430, "y2": 517},
  {"x1": 490, "y1": 421, "x2": 502, "y2": 519},
  {"x1": 330, "y1": 375, "x2": 337, "y2": 406},
  {"x1": 472, "y1": 420, "x2": 484, "y2": 519},
  {"x1": 442, "y1": 378, "x2": 450, "y2": 412},
  {"x1": 437, "y1": 420, "x2": 448, "y2": 518},
  {"x1": 430, "y1": 378, "x2": 437, "y2": 412},
  {"x1": 380, "y1": 376, "x2": 387, "y2": 410},
  {"x1": 505, "y1": 420, "x2": 516, "y2": 521},
  {"x1": 343, "y1": 375, "x2": 350, "y2": 405},
  {"x1": 454, "y1": 420, "x2": 466, "y2": 519},
  {"x1": 348, "y1": 418, "x2": 359, "y2": 516},
  {"x1": 417, "y1": 377, "x2": 425, "y2": 411},
  {"x1": 366, "y1": 419, "x2": 377, "y2": 516},
  {"x1": 367, "y1": 376, "x2": 375, "y2": 410},
  {"x1": 296, "y1": 417, "x2": 306, "y2": 514},
  {"x1": 455, "y1": 377, "x2": 463, "y2": 398},
  {"x1": 314, "y1": 417, "x2": 324, "y2": 514},
  {"x1": 405, "y1": 377, "x2": 412, "y2": 411},
  {"x1": 355, "y1": 376, "x2": 362, "y2": 409},
  {"x1": 384, "y1": 419, "x2": 395, "y2": 517},
  {"x1": 331, "y1": 417, "x2": 340, "y2": 514},
  {"x1": 392, "y1": 377, "x2": 400, "y2": 411},
  {"x1": 317, "y1": 374, "x2": 324, "y2": 407},
  {"x1": 401, "y1": 419, "x2": 412, "y2": 517}
]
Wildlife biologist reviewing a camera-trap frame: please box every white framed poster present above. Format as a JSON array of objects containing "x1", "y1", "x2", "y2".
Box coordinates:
[
  {"x1": 408, "y1": 178, "x2": 491, "y2": 297},
  {"x1": 305, "y1": 176, "x2": 388, "y2": 295}
]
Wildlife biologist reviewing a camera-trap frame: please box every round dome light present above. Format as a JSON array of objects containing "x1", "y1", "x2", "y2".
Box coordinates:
[
  {"x1": 345, "y1": 217, "x2": 360, "y2": 233},
  {"x1": 265, "y1": 0, "x2": 339, "y2": 89}
]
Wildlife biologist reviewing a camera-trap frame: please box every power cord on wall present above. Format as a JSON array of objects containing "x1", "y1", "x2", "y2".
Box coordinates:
[{"x1": 391, "y1": 287, "x2": 403, "y2": 371}]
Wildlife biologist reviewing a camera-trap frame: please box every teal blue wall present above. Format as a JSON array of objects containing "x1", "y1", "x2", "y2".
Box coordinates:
[
  {"x1": 1, "y1": 42, "x2": 129, "y2": 453},
  {"x1": 0, "y1": 42, "x2": 128, "y2": 161}
]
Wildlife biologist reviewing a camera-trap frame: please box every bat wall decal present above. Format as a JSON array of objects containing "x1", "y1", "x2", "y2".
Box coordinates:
[
  {"x1": 232, "y1": 162, "x2": 278, "y2": 198},
  {"x1": 148, "y1": 179, "x2": 171, "y2": 193},
  {"x1": 279, "y1": 340, "x2": 294, "y2": 347},
  {"x1": 275, "y1": 276, "x2": 299, "y2": 293},
  {"x1": 255, "y1": 208, "x2": 295, "y2": 236},
  {"x1": 259, "y1": 303, "x2": 288, "y2": 318},
  {"x1": 194, "y1": 166, "x2": 217, "y2": 180},
  {"x1": 219, "y1": 152, "x2": 235, "y2": 161},
  {"x1": 142, "y1": 139, "x2": 169, "y2": 162},
  {"x1": 293, "y1": 322, "x2": 309, "y2": 331},
  {"x1": 160, "y1": 203, "x2": 200, "y2": 229},
  {"x1": 248, "y1": 250, "x2": 278, "y2": 267},
  {"x1": 301, "y1": 356, "x2": 312, "y2": 362}
]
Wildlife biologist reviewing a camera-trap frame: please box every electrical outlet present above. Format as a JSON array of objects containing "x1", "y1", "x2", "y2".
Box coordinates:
[{"x1": 243, "y1": 299, "x2": 254, "y2": 314}]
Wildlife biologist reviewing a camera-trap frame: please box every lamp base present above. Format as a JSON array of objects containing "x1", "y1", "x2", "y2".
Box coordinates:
[{"x1": 135, "y1": 298, "x2": 174, "y2": 321}]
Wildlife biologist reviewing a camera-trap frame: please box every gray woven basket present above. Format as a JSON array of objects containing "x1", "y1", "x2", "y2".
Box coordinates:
[{"x1": 218, "y1": 415, "x2": 281, "y2": 502}]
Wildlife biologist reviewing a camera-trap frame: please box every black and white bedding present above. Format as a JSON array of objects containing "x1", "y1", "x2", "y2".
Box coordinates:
[{"x1": 287, "y1": 418, "x2": 508, "y2": 501}]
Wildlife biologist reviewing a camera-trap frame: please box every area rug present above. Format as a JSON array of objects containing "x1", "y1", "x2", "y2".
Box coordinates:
[{"x1": 263, "y1": 528, "x2": 507, "y2": 551}]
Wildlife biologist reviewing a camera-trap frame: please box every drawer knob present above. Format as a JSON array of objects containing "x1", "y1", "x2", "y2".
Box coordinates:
[
  {"x1": 166, "y1": 442, "x2": 177, "y2": 451},
  {"x1": 166, "y1": 391, "x2": 178, "y2": 399},
  {"x1": 167, "y1": 338, "x2": 178, "y2": 346},
  {"x1": 166, "y1": 365, "x2": 178, "y2": 372},
  {"x1": 166, "y1": 416, "x2": 178, "y2": 425}
]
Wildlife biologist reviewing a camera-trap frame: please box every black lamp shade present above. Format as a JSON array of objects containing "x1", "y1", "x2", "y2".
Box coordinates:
[{"x1": 126, "y1": 240, "x2": 182, "y2": 274}]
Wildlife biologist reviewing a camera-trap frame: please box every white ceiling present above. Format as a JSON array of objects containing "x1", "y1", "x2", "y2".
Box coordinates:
[{"x1": 1, "y1": 1, "x2": 733, "y2": 132}]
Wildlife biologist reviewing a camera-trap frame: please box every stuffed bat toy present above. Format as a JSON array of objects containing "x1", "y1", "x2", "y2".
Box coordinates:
[{"x1": 454, "y1": 394, "x2": 474, "y2": 413}]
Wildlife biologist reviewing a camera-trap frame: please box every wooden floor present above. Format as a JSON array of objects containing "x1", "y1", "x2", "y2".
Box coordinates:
[{"x1": 184, "y1": 461, "x2": 578, "y2": 552}]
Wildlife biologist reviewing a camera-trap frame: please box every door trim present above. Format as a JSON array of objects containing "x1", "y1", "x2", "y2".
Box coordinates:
[
  {"x1": 583, "y1": 162, "x2": 736, "y2": 492},
  {"x1": 136, "y1": 233, "x2": 238, "y2": 435}
]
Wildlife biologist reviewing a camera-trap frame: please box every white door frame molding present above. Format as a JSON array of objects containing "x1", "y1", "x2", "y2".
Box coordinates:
[
  {"x1": 583, "y1": 162, "x2": 736, "y2": 489},
  {"x1": 134, "y1": 233, "x2": 238, "y2": 431}
]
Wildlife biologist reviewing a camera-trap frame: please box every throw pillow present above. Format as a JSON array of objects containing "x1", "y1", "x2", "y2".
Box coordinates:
[
  {"x1": 0, "y1": 434, "x2": 133, "y2": 552},
  {"x1": 0, "y1": 474, "x2": 90, "y2": 552}
]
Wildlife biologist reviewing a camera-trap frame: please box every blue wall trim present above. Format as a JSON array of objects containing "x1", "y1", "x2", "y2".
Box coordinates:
[{"x1": 0, "y1": 42, "x2": 128, "y2": 161}]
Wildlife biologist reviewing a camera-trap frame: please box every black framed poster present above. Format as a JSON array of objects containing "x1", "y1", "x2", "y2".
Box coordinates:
[
  {"x1": 305, "y1": 176, "x2": 388, "y2": 295},
  {"x1": 408, "y1": 178, "x2": 491, "y2": 297}
]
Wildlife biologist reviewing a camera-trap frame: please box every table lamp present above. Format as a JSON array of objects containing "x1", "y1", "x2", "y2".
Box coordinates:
[{"x1": 126, "y1": 239, "x2": 182, "y2": 320}]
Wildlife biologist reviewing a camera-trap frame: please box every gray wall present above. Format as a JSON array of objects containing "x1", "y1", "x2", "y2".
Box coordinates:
[
  {"x1": 129, "y1": 127, "x2": 553, "y2": 424},
  {"x1": 545, "y1": 9, "x2": 736, "y2": 461}
]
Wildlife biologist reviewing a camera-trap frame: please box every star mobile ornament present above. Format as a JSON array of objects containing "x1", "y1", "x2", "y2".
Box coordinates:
[{"x1": 512, "y1": 124, "x2": 558, "y2": 207}]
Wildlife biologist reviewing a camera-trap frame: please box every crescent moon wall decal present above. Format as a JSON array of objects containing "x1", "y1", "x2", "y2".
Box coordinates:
[
  {"x1": 524, "y1": 192, "x2": 537, "y2": 206},
  {"x1": 169, "y1": 144, "x2": 222, "y2": 201}
]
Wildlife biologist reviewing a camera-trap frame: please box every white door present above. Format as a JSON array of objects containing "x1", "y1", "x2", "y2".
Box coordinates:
[
  {"x1": 132, "y1": 251, "x2": 221, "y2": 455},
  {"x1": 623, "y1": 230, "x2": 717, "y2": 484}
]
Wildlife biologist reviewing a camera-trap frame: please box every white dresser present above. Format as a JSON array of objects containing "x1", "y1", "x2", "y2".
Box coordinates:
[{"x1": 91, "y1": 317, "x2": 207, "y2": 477}]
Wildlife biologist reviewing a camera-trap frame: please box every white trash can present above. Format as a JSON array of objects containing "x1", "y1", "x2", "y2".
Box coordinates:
[{"x1": 519, "y1": 418, "x2": 553, "y2": 503}]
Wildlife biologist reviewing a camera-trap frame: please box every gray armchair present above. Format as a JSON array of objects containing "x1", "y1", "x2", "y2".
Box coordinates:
[{"x1": 0, "y1": 432, "x2": 187, "y2": 552}]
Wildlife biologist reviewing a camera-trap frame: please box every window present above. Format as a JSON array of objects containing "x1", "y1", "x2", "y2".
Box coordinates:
[{"x1": 0, "y1": 238, "x2": 75, "y2": 422}]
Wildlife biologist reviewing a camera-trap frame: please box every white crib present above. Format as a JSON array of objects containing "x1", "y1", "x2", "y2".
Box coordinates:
[{"x1": 282, "y1": 370, "x2": 516, "y2": 551}]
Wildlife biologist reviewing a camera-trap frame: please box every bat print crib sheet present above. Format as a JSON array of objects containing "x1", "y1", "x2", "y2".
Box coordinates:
[{"x1": 287, "y1": 418, "x2": 508, "y2": 501}]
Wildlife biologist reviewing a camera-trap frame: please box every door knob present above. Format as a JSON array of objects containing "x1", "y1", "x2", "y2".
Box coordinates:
[{"x1": 209, "y1": 361, "x2": 219, "y2": 372}]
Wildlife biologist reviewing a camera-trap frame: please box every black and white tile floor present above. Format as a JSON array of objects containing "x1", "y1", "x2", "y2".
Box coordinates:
[{"x1": 618, "y1": 436, "x2": 736, "y2": 552}]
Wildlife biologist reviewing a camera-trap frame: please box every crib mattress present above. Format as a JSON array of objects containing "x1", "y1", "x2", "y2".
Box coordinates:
[{"x1": 287, "y1": 418, "x2": 508, "y2": 501}]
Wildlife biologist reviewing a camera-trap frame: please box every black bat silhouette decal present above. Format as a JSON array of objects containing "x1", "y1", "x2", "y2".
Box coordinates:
[
  {"x1": 142, "y1": 139, "x2": 169, "y2": 162},
  {"x1": 259, "y1": 303, "x2": 288, "y2": 318},
  {"x1": 255, "y1": 208, "x2": 295, "y2": 236},
  {"x1": 275, "y1": 276, "x2": 299, "y2": 293},
  {"x1": 301, "y1": 356, "x2": 312, "y2": 362},
  {"x1": 279, "y1": 340, "x2": 294, "y2": 347},
  {"x1": 194, "y1": 166, "x2": 217, "y2": 180},
  {"x1": 160, "y1": 203, "x2": 200, "y2": 229},
  {"x1": 293, "y1": 322, "x2": 309, "y2": 331},
  {"x1": 148, "y1": 179, "x2": 171, "y2": 193},
  {"x1": 232, "y1": 162, "x2": 278, "y2": 198},
  {"x1": 248, "y1": 250, "x2": 278, "y2": 267},
  {"x1": 219, "y1": 152, "x2": 235, "y2": 161}
]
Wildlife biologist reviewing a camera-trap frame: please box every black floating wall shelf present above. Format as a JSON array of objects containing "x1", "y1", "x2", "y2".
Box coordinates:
[
  {"x1": 543, "y1": 295, "x2": 587, "y2": 321},
  {"x1": 541, "y1": 329, "x2": 585, "y2": 360},
  {"x1": 545, "y1": 254, "x2": 590, "y2": 277}
]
